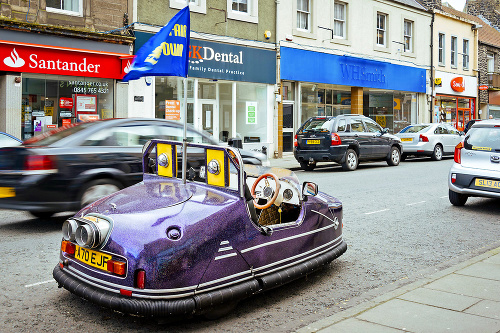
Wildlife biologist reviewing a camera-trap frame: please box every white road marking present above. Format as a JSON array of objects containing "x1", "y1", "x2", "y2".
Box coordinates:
[
  {"x1": 25, "y1": 279, "x2": 53, "y2": 288},
  {"x1": 440, "y1": 195, "x2": 448, "y2": 199},
  {"x1": 406, "y1": 201, "x2": 426, "y2": 206},
  {"x1": 364, "y1": 209, "x2": 389, "y2": 215}
]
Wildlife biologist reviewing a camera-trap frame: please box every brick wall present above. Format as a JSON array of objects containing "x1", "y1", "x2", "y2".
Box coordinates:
[
  {"x1": 466, "y1": 0, "x2": 500, "y2": 29},
  {"x1": 478, "y1": 43, "x2": 500, "y2": 104}
]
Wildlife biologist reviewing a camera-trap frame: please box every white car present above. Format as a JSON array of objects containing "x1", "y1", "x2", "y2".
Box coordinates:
[
  {"x1": 396, "y1": 123, "x2": 464, "y2": 161},
  {"x1": 448, "y1": 119, "x2": 500, "y2": 206}
]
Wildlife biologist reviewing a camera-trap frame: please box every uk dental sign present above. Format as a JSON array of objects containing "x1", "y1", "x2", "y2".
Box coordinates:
[{"x1": 0, "y1": 41, "x2": 130, "y2": 79}]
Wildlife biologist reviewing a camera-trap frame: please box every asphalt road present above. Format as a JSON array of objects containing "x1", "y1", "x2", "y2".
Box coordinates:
[{"x1": 1, "y1": 157, "x2": 499, "y2": 332}]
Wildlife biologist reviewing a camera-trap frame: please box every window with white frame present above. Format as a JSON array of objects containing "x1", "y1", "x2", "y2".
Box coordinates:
[
  {"x1": 46, "y1": 0, "x2": 81, "y2": 14},
  {"x1": 438, "y1": 33, "x2": 445, "y2": 65},
  {"x1": 227, "y1": 0, "x2": 258, "y2": 23},
  {"x1": 170, "y1": 0, "x2": 206, "y2": 14},
  {"x1": 451, "y1": 36, "x2": 457, "y2": 67},
  {"x1": 333, "y1": 2, "x2": 346, "y2": 38},
  {"x1": 487, "y1": 52, "x2": 495, "y2": 73},
  {"x1": 462, "y1": 39, "x2": 469, "y2": 70},
  {"x1": 376, "y1": 13, "x2": 387, "y2": 46},
  {"x1": 232, "y1": 0, "x2": 247, "y2": 13},
  {"x1": 404, "y1": 20, "x2": 413, "y2": 52},
  {"x1": 297, "y1": 0, "x2": 310, "y2": 31}
]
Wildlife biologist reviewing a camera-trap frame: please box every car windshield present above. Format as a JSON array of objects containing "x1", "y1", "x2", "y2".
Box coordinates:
[
  {"x1": 464, "y1": 127, "x2": 500, "y2": 151},
  {"x1": 399, "y1": 125, "x2": 430, "y2": 133},
  {"x1": 23, "y1": 122, "x2": 95, "y2": 146},
  {"x1": 302, "y1": 118, "x2": 334, "y2": 132}
]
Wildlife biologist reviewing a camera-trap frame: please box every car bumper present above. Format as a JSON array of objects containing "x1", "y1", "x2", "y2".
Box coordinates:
[
  {"x1": 294, "y1": 145, "x2": 347, "y2": 163},
  {"x1": 448, "y1": 163, "x2": 500, "y2": 199}
]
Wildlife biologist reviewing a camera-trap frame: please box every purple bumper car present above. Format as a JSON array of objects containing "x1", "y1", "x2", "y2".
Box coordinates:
[{"x1": 53, "y1": 140, "x2": 346, "y2": 317}]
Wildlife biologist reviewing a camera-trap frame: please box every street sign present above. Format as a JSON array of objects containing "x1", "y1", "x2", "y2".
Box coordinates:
[{"x1": 478, "y1": 85, "x2": 489, "y2": 90}]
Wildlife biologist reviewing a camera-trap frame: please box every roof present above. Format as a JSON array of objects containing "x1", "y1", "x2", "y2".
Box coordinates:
[
  {"x1": 440, "y1": 5, "x2": 500, "y2": 48},
  {"x1": 390, "y1": 0, "x2": 427, "y2": 10}
]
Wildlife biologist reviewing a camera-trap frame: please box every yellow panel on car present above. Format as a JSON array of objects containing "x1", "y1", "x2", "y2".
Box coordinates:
[
  {"x1": 206, "y1": 149, "x2": 226, "y2": 187},
  {"x1": 157, "y1": 143, "x2": 176, "y2": 178}
]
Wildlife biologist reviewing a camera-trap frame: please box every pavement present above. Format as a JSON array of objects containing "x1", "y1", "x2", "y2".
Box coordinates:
[{"x1": 269, "y1": 154, "x2": 500, "y2": 333}]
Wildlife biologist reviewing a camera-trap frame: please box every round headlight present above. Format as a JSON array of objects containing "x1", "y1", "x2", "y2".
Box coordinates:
[
  {"x1": 75, "y1": 224, "x2": 95, "y2": 248},
  {"x1": 62, "y1": 219, "x2": 78, "y2": 241}
]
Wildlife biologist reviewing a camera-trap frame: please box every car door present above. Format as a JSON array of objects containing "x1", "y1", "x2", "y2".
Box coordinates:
[
  {"x1": 363, "y1": 118, "x2": 389, "y2": 157},
  {"x1": 347, "y1": 117, "x2": 373, "y2": 159},
  {"x1": 443, "y1": 124, "x2": 463, "y2": 154}
]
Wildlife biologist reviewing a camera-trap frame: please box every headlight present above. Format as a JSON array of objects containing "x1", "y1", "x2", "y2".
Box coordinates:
[{"x1": 61, "y1": 215, "x2": 112, "y2": 249}]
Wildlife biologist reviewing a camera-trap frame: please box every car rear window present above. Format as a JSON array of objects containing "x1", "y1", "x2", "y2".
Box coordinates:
[
  {"x1": 399, "y1": 125, "x2": 430, "y2": 133},
  {"x1": 464, "y1": 127, "x2": 500, "y2": 151},
  {"x1": 23, "y1": 122, "x2": 95, "y2": 146},
  {"x1": 301, "y1": 118, "x2": 334, "y2": 132}
]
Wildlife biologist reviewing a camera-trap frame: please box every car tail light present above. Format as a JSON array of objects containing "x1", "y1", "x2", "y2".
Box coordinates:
[
  {"x1": 451, "y1": 173, "x2": 457, "y2": 184},
  {"x1": 24, "y1": 155, "x2": 57, "y2": 172},
  {"x1": 61, "y1": 241, "x2": 76, "y2": 255},
  {"x1": 135, "y1": 269, "x2": 146, "y2": 289},
  {"x1": 331, "y1": 133, "x2": 342, "y2": 146},
  {"x1": 454, "y1": 142, "x2": 463, "y2": 164},
  {"x1": 120, "y1": 289, "x2": 132, "y2": 296},
  {"x1": 107, "y1": 259, "x2": 127, "y2": 276},
  {"x1": 294, "y1": 134, "x2": 298, "y2": 147},
  {"x1": 419, "y1": 135, "x2": 429, "y2": 142}
]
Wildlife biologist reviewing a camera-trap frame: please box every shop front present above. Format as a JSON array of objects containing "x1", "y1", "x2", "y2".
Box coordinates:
[
  {"x1": 434, "y1": 71, "x2": 478, "y2": 131},
  {"x1": 0, "y1": 40, "x2": 130, "y2": 140},
  {"x1": 280, "y1": 47, "x2": 426, "y2": 152},
  {"x1": 133, "y1": 32, "x2": 276, "y2": 153}
]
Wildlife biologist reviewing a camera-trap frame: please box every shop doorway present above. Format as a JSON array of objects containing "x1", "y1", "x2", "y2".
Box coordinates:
[
  {"x1": 436, "y1": 95, "x2": 475, "y2": 131},
  {"x1": 283, "y1": 104, "x2": 294, "y2": 152}
]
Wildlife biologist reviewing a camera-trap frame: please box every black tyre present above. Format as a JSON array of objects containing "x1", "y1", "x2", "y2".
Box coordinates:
[
  {"x1": 449, "y1": 189, "x2": 468, "y2": 206},
  {"x1": 299, "y1": 161, "x2": 316, "y2": 171},
  {"x1": 431, "y1": 144, "x2": 443, "y2": 161},
  {"x1": 387, "y1": 146, "x2": 401, "y2": 166},
  {"x1": 342, "y1": 149, "x2": 358, "y2": 171},
  {"x1": 79, "y1": 179, "x2": 122, "y2": 208},
  {"x1": 401, "y1": 153, "x2": 407, "y2": 161},
  {"x1": 29, "y1": 211, "x2": 55, "y2": 219}
]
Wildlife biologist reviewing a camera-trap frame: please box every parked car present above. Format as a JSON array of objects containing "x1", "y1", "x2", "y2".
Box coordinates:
[
  {"x1": 0, "y1": 131, "x2": 22, "y2": 147},
  {"x1": 448, "y1": 119, "x2": 500, "y2": 206},
  {"x1": 396, "y1": 123, "x2": 464, "y2": 161},
  {"x1": 53, "y1": 140, "x2": 347, "y2": 318},
  {"x1": 464, "y1": 119, "x2": 481, "y2": 134},
  {"x1": 0, "y1": 118, "x2": 267, "y2": 218},
  {"x1": 294, "y1": 114, "x2": 403, "y2": 171}
]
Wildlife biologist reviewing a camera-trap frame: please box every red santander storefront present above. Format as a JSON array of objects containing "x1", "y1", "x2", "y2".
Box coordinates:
[{"x1": 0, "y1": 40, "x2": 132, "y2": 140}]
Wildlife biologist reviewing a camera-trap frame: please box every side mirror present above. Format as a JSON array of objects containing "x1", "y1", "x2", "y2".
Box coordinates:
[
  {"x1": 260, "y1": 226, "x2": 273, "y2": 236},
  {"x1": 302, "y1": 182, "x2": 318, "y2": 198}
]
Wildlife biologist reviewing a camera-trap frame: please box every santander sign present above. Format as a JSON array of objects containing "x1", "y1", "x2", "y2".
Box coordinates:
[
  {"x1": 0, "y1": 41, "x2": 129, "y2": 79},
  {"x1": 450, "y1": 77, "x2": 465, "y2": 92}
]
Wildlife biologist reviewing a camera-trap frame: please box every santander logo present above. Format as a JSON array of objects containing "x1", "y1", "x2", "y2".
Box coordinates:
[
  {"x1": 3, "y1": 48, "x2": 25, "y2": 68},
  {"x1": 450, "y1": 77, "x2": 465, "y2": 92}
]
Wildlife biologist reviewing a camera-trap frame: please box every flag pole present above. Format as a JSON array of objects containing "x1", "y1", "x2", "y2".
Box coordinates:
[{"x1": 182, "y1": 76, "x2": 187, "y2": 184}]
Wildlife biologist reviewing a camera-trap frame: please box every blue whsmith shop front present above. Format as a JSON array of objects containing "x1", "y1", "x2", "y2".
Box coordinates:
[{"x1": 278, "y1": 46, "x2": 427, "y2": 152}]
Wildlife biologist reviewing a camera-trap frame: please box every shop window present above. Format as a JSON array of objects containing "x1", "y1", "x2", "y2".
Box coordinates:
[
  {"x1": 155, "y1": 77, "x2": 194, "y2": 124},
  {"x1": 376, "y1": 13, "x2": 387, "y2": 47},
  {"x1": 219, "y1": 83, "x2": 233, "y2": 142},
  {"x1": 236, "y1": 82, "x2": 267, "y2": 143},
  {"x1": 438, "y1": 33, "x2": 445, "y2": 65},
  {"x1": 282, "y1": 81, "x2": 295, "y2": 101},
  {"x1": 333, "y1": 2, "x2": 346, "y2": 39},
  {"x1": 46, "y1": 0, "x2": 82, "y2": 15},
  {"x1": 367, "y1": 92, "x2": 393, "y2": 130},
  {"x1": 300, "y1": 84, "x2": 351, "y2": 123}
]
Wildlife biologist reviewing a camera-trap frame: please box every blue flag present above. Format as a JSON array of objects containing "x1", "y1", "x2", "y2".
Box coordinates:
[{"x1": 122, "y1": 6, "x2": 190, "y2": 82}]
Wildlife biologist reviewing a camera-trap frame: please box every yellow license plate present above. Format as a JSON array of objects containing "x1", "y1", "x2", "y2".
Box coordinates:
[
  {"x1": 74, "y1": 245, "x2": 112, "y2": 271},
  {"x1": 307, "y1": 140, "x2": 321, "y2": 144},
  {"x1": 475, "y1": 179, "x2": 500, "y2": 190},
  {"x1": 401, "y1": 138, "x2": 413, "y2": 142},
  {"x1": 0, "y1": 187, "x2": 15, "y2": 198}
]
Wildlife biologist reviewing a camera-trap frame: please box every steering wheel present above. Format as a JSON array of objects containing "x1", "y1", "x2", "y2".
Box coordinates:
[{"x1": 250, "y1": 173, "x2": 281, "y2": 210}]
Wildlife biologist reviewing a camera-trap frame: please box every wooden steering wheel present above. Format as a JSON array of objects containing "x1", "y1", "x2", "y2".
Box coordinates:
[{"x1": 250, "y1": 173, "x2": 281, "y2": 210}]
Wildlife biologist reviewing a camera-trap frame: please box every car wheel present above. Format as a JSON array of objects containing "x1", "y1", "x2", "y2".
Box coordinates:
[
  {"x1": 449, "y1": 189, "x2": 468, "y2": 206},
  {"x1": 299, "y1": 161, "x2": 316, "y2": 171},
  {"x1": 387, "y1": 146, "x2": 401, "y2": 166},
  {"x1": 431, "y1": 144, "x2": 443, "y2": 161},
  {"x1": 342, "y1": 149, "x2": 358, "y2": 171},
  {"x1": 29, "y1": 211, "x2": 55, "y2": 219},
  {"x1": 401, "y1": 153, "x2": 407, "y2": 161},
  {"x1": 79, "y1": 179, "x2": 122, "y2": 208}
]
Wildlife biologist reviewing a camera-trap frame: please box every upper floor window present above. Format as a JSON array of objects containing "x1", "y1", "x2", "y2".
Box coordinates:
[
  {"x1": 438, "y1": 33, "x2": 445, "y2": 65},
  {"x1": 451, "y1": 36, "x2": 457, "y2": 67},
  {"x1": 404, "y1": 20, "x2": 413, "y2": 52},
  {"x1": 297, "y1": 0, "x2": 311, "y2": 31},
  {"x1": 232, "y1": 0, "x2": 247, "y2": 13},
  {"x1": 46, "y1": 0, "x2": 81, "y2": 15},
  {"x1": 487, "y1": 52, "x2": 495, "y2": 73},
  {"x1": 376, "y1": 13, "x2": 387, "y2": 46},
  {"x1": 462, "y1": 39, "x2": 469, "y2": 70},
  {"x1": 170, "y1": 0, "x2": 206, "y2": 14},
  {"x1": 333, "y1": 2, "x2": 346, "y2": 38}
]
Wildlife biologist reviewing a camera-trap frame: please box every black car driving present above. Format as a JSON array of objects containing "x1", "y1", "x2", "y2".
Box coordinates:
[
  {"x1": 294, "y1": 114, "x2": 403, "y2": 171},
  {"x1": 0, "y1": 118, "x2": 266, "y2": 218}
]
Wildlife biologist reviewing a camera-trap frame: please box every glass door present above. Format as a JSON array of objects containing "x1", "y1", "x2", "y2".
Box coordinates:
[
  {"x1": 200, "y1": 101, "x2": 217, "y2": 138},
  {"x1": 283, "y1": 104, "x2": 294, "y2": 152}
]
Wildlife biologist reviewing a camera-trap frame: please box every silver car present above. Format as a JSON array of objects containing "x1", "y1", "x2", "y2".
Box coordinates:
[
  {"x1": 396, "y1": 123, "x2": 464, "y2": 161},
  {"x1": 448, "y1": 119, "x2": 500, "y2": 206}
]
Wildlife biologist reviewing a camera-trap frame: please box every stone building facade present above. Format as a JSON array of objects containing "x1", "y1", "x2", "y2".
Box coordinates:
[{"x1": 466, "y1": 0, "x2": 500, "y2": 30}]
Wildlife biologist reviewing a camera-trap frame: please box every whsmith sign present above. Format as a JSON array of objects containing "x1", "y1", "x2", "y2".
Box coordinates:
[
  {"x1": 280, "y1": 47, "x2": 426, "y2": 93},
  {"x1": 135, "y1": 32, "x2": 275, "y2": 84}
]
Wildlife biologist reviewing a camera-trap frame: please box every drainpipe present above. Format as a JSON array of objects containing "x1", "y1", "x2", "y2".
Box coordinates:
[
  {"x1": 430, "y1": 10, "x2": 435, "y2": 123},
  {"x1": 275, "y1": 0, "x2": 282, "y2": 158}
]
